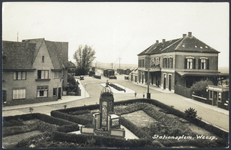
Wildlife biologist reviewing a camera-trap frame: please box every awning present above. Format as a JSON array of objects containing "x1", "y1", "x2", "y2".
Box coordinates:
[
  {"x1": 207, "y1": 85, "x2": 229, "y2": 92},
  {"x1": 176, "y1": 71, "x2": 229, "y2": 77}
]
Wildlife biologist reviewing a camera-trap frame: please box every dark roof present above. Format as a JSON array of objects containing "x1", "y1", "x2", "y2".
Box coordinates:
[
  {"x1": 3, "y1": 39, "x2": 69, "y2": 70},
  {"x1": 3, "y1": 41, "x2": 36, "y2": 69},
  {"x1": 138, "y1": 34, "x2": 219, "y2": 56},
  {"x1": 66, "y1": 61, "x2": 76, "y2": 68}
]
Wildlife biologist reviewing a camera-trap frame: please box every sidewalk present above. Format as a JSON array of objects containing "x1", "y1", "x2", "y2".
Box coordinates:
[
  {"x1": 2, "y1": 79, "x2": 90, "y2": 111},
  {"x1": 133, "y1": 81, "x2": 229, "y2": 115}
]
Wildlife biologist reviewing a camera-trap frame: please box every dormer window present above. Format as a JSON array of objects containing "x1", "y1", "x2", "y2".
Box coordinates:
[
  {"x1": 195, "y1": 46, "x2": 197, "y2": 48},
  {"x1": 42, "y1": 56, "x2": 44, "y2": 63},
  {"x1": 200, "y1": 46, "x2": 203, "y2": 49},
  {"x1": 205, "y1": 46, "x2": 208, "y2": 48}
]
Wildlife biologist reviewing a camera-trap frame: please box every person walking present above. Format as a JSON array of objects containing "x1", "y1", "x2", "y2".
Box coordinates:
[
  {"x1": 143, "y1": 93, "x2": 145, "y2": 99},
  {"x1": 134, "y1": 91, "x2": 137, "y2": 97}
]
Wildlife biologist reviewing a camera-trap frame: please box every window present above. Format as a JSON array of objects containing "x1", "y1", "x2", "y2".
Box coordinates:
[
  {"x1": 199, "y1": 58, "x2": 209, "y2": 70},
  {"x1": 163, "y1": 58, "x2": 167, "y2": 68},
  {"x1": 185, "y1": 58, "x2": 195, "y2": 69},
  {"x1": 168, "y1": 58, "x2": 173, "y2": 68},
  {"x1": 13, "y1": 88, "x2": 26, "y2": 99},
  {"x1": 37, "y1": 70, "x2": 49, "y2": 79},
  {"x1": 37, "y1": 86, "x2": 48, "y2": 97},
  {"x1": 142, "y1": 59, "x2": 144, "y2": 67},
  {"x1": 54, "y1": 71, "x2": 60, "y2": 79},
  {"x1": 13, "y1": 71, "x2": 26, "y2": 80},
  {"x1": 42, "y1": 56, "x2": 44, "y2": 63},
  {"x1": 53, "y1": 88, "x2": 57, "y2": 96},
  {"x1": 218, "y1": 92, "x2": 221, "y2": 101}
]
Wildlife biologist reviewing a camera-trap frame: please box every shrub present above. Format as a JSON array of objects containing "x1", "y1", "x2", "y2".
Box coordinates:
[
  {"x1": 184, "y1": 107, "x2": 197, "y2": 122},
  {"x1": 191, "y1": 80, "x2": 214, "y2": 95}
]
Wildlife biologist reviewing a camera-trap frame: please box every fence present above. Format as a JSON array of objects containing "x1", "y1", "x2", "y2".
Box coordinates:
[{"x1": 174, "y1": 85, "x2": 192, "y2": 98}]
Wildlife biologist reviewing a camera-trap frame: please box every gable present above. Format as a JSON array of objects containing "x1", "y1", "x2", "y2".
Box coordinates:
[{"x1": 33, "y1": 40, "x2": 55, "y2": 69}]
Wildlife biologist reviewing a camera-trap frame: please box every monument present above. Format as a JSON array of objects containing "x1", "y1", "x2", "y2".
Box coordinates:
[{"x1": 80, "y1": 81, "x2": 125, "y2": 138}]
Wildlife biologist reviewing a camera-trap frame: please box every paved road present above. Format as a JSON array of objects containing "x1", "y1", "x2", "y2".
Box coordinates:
[{"x1": 2, "y1": 75, "x2": 229, "y2": 131}]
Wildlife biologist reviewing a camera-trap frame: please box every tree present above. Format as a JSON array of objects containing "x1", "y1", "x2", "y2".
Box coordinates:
[
  {"x1": 191, "y1": 79, "x2": 214, "y2": 96},
  {"x1": 73, "y1": 45, "x2": 96, "y2": 76}
]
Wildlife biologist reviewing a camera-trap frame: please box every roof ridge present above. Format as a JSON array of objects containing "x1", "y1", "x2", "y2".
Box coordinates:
[
  {"x1": 175, "y1": 37, "x2": 187, "y2": 50},
  {"x1": 44, "y1": 40, "x2": 61, "y2": 69},
  {"x1": 161, "y1": 38, "x2": 182, "y2": 52}
]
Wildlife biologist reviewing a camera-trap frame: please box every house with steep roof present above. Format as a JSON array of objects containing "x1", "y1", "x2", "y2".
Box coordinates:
[
  {"x1": 2, "y1": 38, "x2": 70, "y2": 105},
  {"x1": 137, "y1": 32, "x2": 228, "y2": 99}
]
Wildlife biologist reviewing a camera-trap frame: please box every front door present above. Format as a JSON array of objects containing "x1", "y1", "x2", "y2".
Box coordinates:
[
  {"x1": 58, "y1": 88, "x2": 62, "y2": 99},
  {"x1": 213, "y1": 92, "x2": 218, "y2": 106}
]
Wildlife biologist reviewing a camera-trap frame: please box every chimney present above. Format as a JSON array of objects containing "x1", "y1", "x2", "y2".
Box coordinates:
[
  {"x1": 183, "y1": 34, "x2": 187, "y2": 38},
  {"x1": 162, "y1": 39, "x2": 165, "y2": 43},
  {"x1": 188, "y1": 32, "x2": 192, "y2": 37},
  {"x1": 156, "y1": 40, "x2": 159, "y2": 43}
]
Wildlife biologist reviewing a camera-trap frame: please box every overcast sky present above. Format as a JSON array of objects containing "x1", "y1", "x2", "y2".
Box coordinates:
[{"x1": 2, "y1": 2, "x2": 229, "y2": 68}]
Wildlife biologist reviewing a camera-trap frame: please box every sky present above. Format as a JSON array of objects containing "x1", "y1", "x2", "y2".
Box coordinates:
[{"x1": 2, "y1": 2, "x2": 229, "y2": 68}]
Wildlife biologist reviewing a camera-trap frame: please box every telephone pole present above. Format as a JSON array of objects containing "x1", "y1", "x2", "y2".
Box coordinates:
[{"x1": 119, "y1": 57, "x2": 122, "y2": 70}]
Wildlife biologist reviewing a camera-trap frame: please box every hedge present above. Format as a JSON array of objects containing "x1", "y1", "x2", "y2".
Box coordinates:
[
  {"x1": 160, "y1": 138, "x2": 227, "y2": 148},
  {"x1": 120, "y1": 117, "x2": 150, "y2": 139},
  {"x1": 3, "y1": 113, "x2": 38, "y2": 122},
  {"x1": 3, "y1": 119, "x2": 24, "y2": 127},
  {"x1": 57, "y1": 124, "x2": 79, "y2": 133},
  {"x1": 3, "y1": 125, "x2": 37, "y2": 137},
  {"x1": 55, "y1": 104, "x2": 99, "y2": 113},
  {"x1": 51, "y1": 111, "x2": 91, "y2": 125},
  {"x1": 52, "y1": 132, "x2": 162, "y2": 148},
  {"x1": 59, "y1": 99, "x2": 228, "y2": 141},
  {"x1": 35, "y1": 113, "x2": 75, "y2": 126}
]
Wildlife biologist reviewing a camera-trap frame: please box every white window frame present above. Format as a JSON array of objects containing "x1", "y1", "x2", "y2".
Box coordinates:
[
  {"x1": 38, "y1": 70, "x2": 49, "y2": 79},
  {"x1": 37, "y1": 86, "x2": 48, "y2": 98},
  {"x1": 187, "y1": 58, "x2": 193, "y2": 69},
  {"x1": 13, "y1": 88, "x2": 26, "y2": 99},
  {"x1": 13, "y1": 71, "x2": 26, "y2": 80}
]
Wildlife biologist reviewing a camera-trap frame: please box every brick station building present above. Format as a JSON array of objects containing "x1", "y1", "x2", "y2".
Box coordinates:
[{"x1": 137, "y1": 32, "x2": 228, "y2": 96}]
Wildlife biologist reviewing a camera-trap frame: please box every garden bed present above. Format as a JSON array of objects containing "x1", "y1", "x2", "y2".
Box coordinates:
[{"x1": 3, "y1": 99, "x2": 228, "y2": 148}]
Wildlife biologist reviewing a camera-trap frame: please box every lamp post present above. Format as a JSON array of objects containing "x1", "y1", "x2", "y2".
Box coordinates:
[
  {"x1": 84, "y1": 83, "x2": 87, "y2": 98},
  {"x1": 147, "y1": 55, "x2": 151, "y2": 99}
]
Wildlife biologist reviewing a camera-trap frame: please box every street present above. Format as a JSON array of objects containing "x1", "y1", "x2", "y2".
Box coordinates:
[{"x1": 3, "y1": 75, "x2": 229, "y2": 131}]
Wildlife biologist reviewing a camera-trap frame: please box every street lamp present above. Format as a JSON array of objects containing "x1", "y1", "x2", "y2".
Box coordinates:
[
  {"x1": 147, "y1": 55, "x2": 151, "y2": 99},
  {"x1": 84, "y1": 83, "x2": 87, "y2": 98}
]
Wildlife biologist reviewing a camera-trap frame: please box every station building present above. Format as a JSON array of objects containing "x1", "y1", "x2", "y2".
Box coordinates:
[{"x1": 137, "y1": 32, "x2": 228, "y2": 96}]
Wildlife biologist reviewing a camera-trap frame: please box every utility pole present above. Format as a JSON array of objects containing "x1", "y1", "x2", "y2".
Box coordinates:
[{"x1": 119, "y1": 57, "x2": 122, "y2": 70}]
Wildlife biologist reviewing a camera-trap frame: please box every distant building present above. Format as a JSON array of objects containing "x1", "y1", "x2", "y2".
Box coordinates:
[
  {"x1": 2, "y1": 38, "x2": 70, "y2": 104},
  {"x1": 137, "y1": 32, "x2": 228, "y2": 95}
]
